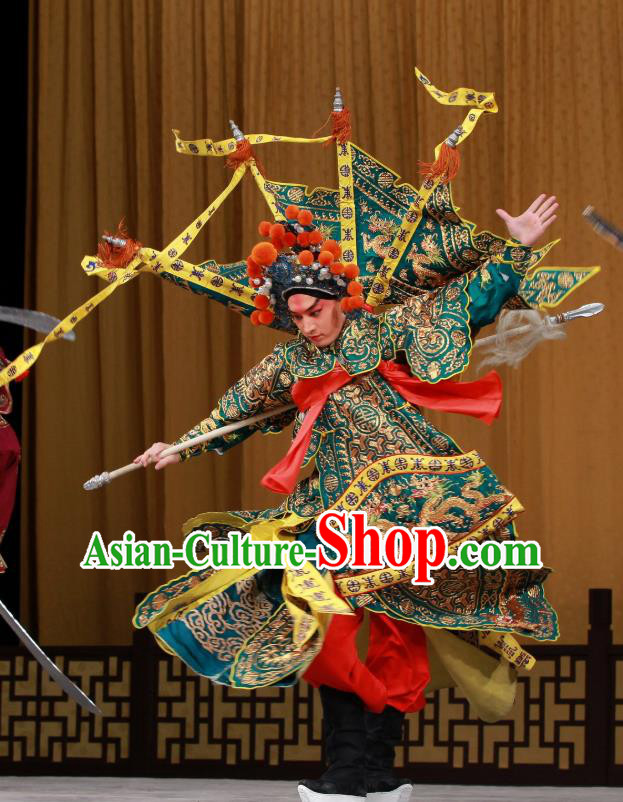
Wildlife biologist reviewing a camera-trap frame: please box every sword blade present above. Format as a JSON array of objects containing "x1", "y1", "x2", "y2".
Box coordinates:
[
  {"x1": 0, "y1": 598, "x2": 102, "y2": 715},
  {"x1": 0, "y1": 307, "x2": 77, "y2": 341}
]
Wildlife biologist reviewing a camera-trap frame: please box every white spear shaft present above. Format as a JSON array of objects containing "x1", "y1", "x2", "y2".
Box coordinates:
[
  {"x1": 83, "y1": 404, "x2": 296, "y2": 490},
  {"x1": 83, "y1": 303, "x2": 603, "y2": 490}
]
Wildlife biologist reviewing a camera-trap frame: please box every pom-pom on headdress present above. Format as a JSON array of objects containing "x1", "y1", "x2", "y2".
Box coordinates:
[{"x1": 247, "y1": 206, "x2": 363, "y2": 328}]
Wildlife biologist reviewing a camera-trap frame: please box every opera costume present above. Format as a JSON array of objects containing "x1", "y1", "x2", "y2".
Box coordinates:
[
  {"x1": 0, "y1": 347, "x2": 21, "y2": 575},
  {"x1": 0, "y1": 70, "x2": 601, "y2": 801},
  {"x1": 133, "y1": 204, "x2": 557, "y2": 802}
]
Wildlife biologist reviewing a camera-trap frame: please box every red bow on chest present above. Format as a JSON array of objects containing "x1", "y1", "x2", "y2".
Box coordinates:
[{"x1": 261, "y1": 360, "x2": 502, "y2": 495}]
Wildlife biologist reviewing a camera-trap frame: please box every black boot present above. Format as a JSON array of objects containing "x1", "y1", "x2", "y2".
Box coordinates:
[
  {"x1": 298, "y1": 685, "x2": 367, "y2": 802},
  {"x1": 364, "y1": 705, "x2": 413, "y2": 801}
]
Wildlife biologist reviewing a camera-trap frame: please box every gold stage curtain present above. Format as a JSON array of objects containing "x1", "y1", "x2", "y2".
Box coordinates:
[{"x1": 23, "y1": 0, "x2": 622, "y2": 645}]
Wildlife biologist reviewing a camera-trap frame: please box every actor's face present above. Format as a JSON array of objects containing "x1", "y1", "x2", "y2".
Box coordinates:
[{"x1": 287, "y1": 295, "x2": 346, "y2": 347}]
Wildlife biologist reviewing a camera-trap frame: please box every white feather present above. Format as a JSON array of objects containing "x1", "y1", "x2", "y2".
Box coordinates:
[{"x1": 476, "y1": 309, "x2": 566, "y2": 369}]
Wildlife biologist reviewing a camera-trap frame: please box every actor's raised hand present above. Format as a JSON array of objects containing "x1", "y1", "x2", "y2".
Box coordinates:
[
  {"x1": 495, "y1": 194, "x2": 559, "y2": 247},
  {"x1": 133, "y1": 442, "x2": 181, "y2": 471}
]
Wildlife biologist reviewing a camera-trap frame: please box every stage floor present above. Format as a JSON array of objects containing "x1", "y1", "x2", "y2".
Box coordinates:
[{"x1": 0, "y1": 778, "x2": 621, "y2": 801}]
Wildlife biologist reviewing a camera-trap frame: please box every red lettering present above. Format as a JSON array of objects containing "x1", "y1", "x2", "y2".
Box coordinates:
[
  {"x1": 316, "y1": 510, "x2": 350, "y2": 569},
  {"x1": 350, "y1": 512, "x2": 384, "y2": 569},
  {"x1": 411, "y1": 527, "x2": 447, "y2": 585},
  {"x1": 384, "y1": 527, "x2": 413, "y2": 568}
]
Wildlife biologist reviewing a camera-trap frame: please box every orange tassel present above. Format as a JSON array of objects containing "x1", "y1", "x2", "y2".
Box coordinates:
[
  {"x1": 418, "y1": 143, "x2": 460, "y2": 185},
  {"x1": 97, "y1": 220, "x2": 142, "y2": 269},
  {"x1": 328, "y1": 108, "x2": 352, "y2": 145},
  {"x1": 310, "y1": 112, "x2": 332, "y2": 138},
  {"x1": 312, "y1": 108, "x2": 353, "y2": 147},
  {"x1": 226, "y1": 138, "x2": 265, "y2": 175}
]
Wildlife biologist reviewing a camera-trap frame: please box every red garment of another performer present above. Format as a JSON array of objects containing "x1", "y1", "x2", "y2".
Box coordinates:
[{"x1": 0, "y1": 347, "x2": 21, "y2": 573}]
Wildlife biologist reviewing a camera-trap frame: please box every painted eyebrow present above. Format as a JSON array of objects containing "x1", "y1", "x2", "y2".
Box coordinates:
[{"x1": 291, "y1": 299, "x2": 321, "y2": 316}]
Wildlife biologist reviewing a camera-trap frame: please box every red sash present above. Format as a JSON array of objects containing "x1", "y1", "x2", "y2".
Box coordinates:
[{"x1": 261, "y1": 360, "x2": 502, "y2": 494}]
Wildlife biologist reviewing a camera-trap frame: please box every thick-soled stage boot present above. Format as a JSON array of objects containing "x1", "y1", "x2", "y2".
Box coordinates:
[
  {"x1": 298, "y1": 685, "x2": 367, "y2": 802},
  {"x1": 364, "y1": 705, "x2": 413, "y2": 802}
]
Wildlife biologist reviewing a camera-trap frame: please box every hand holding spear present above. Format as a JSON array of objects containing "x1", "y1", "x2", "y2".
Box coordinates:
[{"x1": 83, "y1": 405, "x2": 296, "y2": 490}]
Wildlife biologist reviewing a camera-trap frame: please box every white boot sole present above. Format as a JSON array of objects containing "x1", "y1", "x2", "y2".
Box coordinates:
[
  {"x1": 366, "y1": 784, "x2": 413, "y2": 802},
  {"x1": 297, "y1": 785, "x2": 366, "y2": 802}
]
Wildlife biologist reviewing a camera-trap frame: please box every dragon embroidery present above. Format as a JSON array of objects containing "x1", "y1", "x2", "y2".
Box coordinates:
[
  {"x1": 362, "y1": 212, "x2": 399, "y2": 258},
  {"x1": 404, "y1": 233, "x2": 447, "y2": 287},
  {"x1": 410, "y1": 471, "x2": 512, "y2": 528}
]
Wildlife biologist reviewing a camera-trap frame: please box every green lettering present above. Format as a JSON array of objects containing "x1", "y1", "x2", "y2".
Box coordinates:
[
  {"x1": 183, "y1": 530, "x2": 210, "y2": 568},
  {"x1": 124, "y1": 531, "x2": 136, "y2": 567},
  {"x1": 80, "y1": 531, "x2": 110, "y2": 569},
  {"x1": 135, "y1": 542, "x2": 151, "y2": 567},
  {"x1": 211, "y1": 540, "x2": 229, "y2": 567},
  {"x1": 288, "y1": 541, "x2": 305, "y2": 568},
  {"x1": 109, "y1": 541, "x2": 123, "y2": 568},
  {"x1": 152, "y1": 542, "x2": 173, "y2": 568}
]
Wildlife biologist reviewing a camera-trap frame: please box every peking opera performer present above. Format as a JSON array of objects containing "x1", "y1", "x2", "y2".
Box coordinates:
[
  {"x1": 0, "y1": 69, "x2": 603, "y2": 802},
  {"x1": 133, "y1": 196, "x2": 561, "y2": 802}
]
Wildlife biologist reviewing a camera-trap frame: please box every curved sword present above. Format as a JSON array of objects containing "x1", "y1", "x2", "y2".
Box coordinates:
[
  {"x1": 0, "y1": 597, "x2": 101, "y2": 715},
  {"x1": 0, "y1": 306, "x2": 76, "y2": 341}
]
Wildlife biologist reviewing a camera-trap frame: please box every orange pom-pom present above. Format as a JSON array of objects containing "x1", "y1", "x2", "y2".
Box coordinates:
[
  {"x1": 271, "y1": 236, "x2": 285, "y2": 250},
  {"x1": 309, "y1": 230, "x2": 323, "y2": 245},
  {"x1": 254, "y1": 294, "x2": 270, "y2": 309},
  {"x1": 285, "y1": 204, "x2": 300, "y2": 219},
  {"x1": 340, "y1": 297, "x2": 353, "y2": 312},
  {"x1": 298, "y1": 250, "x2": 314, "y2": 266},
  {"x1": 252, "y1": 242, "x2": 278, "y2": 265},
  {"x1": 270, "y1": 223, "x2": 286, "y2": 240},
  {"x1": 250, "y1": 310, "x2": 262, "y2": 325},
  {"x1": 347, "y1": 281, "x2": 363, "y2": 296},
  {"x1": 318, "y1": 250, "x2": 333, "y2": 266},
  {"x1": 349, "y1": 295, "x2": 365, "y2": 309},
  {"x1": 284, "y1": 231, "x2": 296, "y2": 247},
  {"x1": 297, "y1": 231, "x2": 310, "y2": 247},
  {"x1": 258, "y1": 309, "x2": 275, "y2": 325},
  {"x1": 322, "y1": 239, "x2": 341, "y2": 258},
  {"x1": 246, "y1": 256, "x2": 263, "y2": 278},
  {"x1": 258, "y1": 220, "x2": 272, "y2": 237},
  {"x1": 330, "y1": 261, "x2": 344, "y2": 275},
  {"x1": 343, "y1": 263, "x2": 359, "y2": 279},
  {"x1": 297, "y1": 209, "x2": 313, "y2": 226}
]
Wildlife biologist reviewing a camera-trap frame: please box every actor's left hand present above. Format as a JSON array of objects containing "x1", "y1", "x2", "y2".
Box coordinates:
[{"x1": 496, "y1": 194, "x2": 559, "y2": 247}]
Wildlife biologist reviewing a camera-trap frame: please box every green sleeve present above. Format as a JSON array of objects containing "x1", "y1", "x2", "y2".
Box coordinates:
[
  {"x1": 382, "y1": 242, "x2": 533, "y2": 382},
  {"x1": 173, "y1": 344, "x2": 296, "y2": 461},
  {"x1": 467, "y1": 242, "x2": 533, "y2": 329}
]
